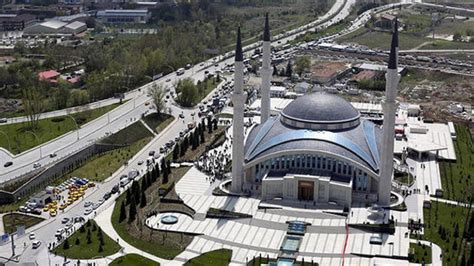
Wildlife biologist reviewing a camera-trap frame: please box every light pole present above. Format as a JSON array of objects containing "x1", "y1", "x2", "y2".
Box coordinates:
[
  {"x1": 0, "y1": 130, "x2": 11, "y2": 151},
  {"x1": 26, "y1": 131, "x2": 41, "y2": 159},
  {"x1": 66, "y1": 115, "x2": 80, "y2": 140}
]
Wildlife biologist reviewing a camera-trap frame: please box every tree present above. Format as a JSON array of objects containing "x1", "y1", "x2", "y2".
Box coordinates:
[
  {"x1": 173, "y1": 143, "x2": 180, "y2": 160},
  {"x1": 176, "y1": 78, "x2": 198, "y2": 107},
  {"x1": 207, "y1": 116, "x2": 213, "y2": 133},
  {"x1": 140, "y1": 190, "x2": 147, "y2": 208},
  {"x1": 79, "y1": 225, "x2": 85, "y2": 233},
  {"x1": 98, "y1": 244, "x2": 104, "y2": 253},
  {"x1": 75, "y1": 238, "x2": 80, "y2": 245},
  {"x1": 147, "y1": 83, "x2": 166, "y2": 114},
  {"x1": 87, "y1": 229, "x2": 92, "y2": 244},
  {"x1": 285, "y1": 61, "x2": 293, "y2": 77},
  {"x1": 295, "y1": 56, "x2": 311, "y2": 76},
  {"x1": 22, "y1": 87, "x2": 45, "y2": 129},
  {"x1": 141, "y1": 176, "x2": 147, "y2": 191},
  {"x1": 119, "y1": 201, "x2": 127, "y2": 222},
  {"x1": 453, "y1": 32, "x2": 463, "y2": 42},
  {"x1": 273, "y1": 65, "x2": 278, "y2": 76},
  {"x1": 63, "y1": 238, "x2": 70, "y2": 250},
  {"x1": 126, "y1": 189, "x2": 131, "y2": 205},
  {"x1": 213, "y1": 119, "x2": 218, "y2": 130},
  {"x1": 128, "y1": 196, "x2": 137, "y2": 223}
]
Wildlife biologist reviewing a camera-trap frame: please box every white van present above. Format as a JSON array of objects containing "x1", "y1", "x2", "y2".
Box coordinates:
[{"x1": 32, "y1": 240, "x2": 41, "y2": 249}]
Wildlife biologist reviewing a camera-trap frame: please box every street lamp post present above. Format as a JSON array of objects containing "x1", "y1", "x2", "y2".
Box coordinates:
[
  {"x1": 26, "y1": 131, "x2": 41, "y2": 159},
  {"x1": 66, "y1": 115, "x2": 79, "y2": 140}
]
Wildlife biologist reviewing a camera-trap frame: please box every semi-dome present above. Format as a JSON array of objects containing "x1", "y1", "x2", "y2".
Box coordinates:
[{"x1": 280, "y1": 93, "x2": 360, "y2": 130}]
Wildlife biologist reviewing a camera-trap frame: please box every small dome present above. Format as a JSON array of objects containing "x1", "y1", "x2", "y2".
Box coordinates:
[{"x1": 281, "y1": 93, "x2": 360, "y2": 130}]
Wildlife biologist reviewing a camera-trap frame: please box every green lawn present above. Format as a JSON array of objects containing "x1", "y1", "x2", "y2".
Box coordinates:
[
  {"x1": 64, "y1": 137, "x2": 152, "y2": 182},
  {"x1": 420, "y1": 40, "x2": 474, "y2": 50},
  {"x1": 339, "y1": 30, "x2": 431, "y2": 50},
  {"x1": 110, "y1": 253, "x2": 158, "y2": 266},
  {"x1": 439, "y1": 124, "x2": 474, "y2": 201},
  {"x1": 53, "y1": 220, "x2": 121, "y2": 259},
  {"x1": 0, "y1": 103, "x2": 121, "y2": 154},
  {"x1": 111, "y1": 190, "x2": 192, "y2": 259},
  {"x1": 409, "y1": 242, "x2": 432, "y2": 264},
  {"x1": 2, "y1": 213, "x2": 44, "y2": 234},
  {"x1": 100, "y1": 121, "x2": 153, "y2": 146},
  {"x1": 436, "y1": 20, "x2": 474, "y2": 35},
  {"x1": 422, "y1": 201, "x2": 471, "y2": 266},
  {"x1": 184, "y1": 249, "x2": 232, "y2": 266},
  {"x1": 143, "y1": 113, "x2": 174, "y2": 133}
]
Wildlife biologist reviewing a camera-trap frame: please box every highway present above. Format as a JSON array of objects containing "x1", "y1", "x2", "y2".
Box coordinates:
[
  {"x1": 0, "y1": 0, "x2": 358, "y2": 264},
  {"x1": 0, "y1": 0, "x2": 354, "y2": 182}
]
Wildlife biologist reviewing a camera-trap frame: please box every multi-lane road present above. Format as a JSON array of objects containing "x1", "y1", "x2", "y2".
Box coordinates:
[{"x1": 0, "y1": 0, "x2": 357, "y2": 264}]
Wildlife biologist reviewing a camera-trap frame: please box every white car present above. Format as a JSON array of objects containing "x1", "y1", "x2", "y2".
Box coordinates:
[
  {"x1": 84, "y1": 201, "x2": 92, "y2": 208},
  {"x1": 33, "y1": 162, "x2": 41, "y2": 168},
  {"x1": 84, "y1": 208, "x2": 93, "y2": 215},
  {"x1": 29, "y1": 232, "x2": 36, "y2": 240}
]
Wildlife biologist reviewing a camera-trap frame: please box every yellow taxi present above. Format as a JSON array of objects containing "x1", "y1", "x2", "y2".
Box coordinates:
[
  {"x1": 59, "y1": 204, "x2": 67, "y2": 210},
  {"x1": 50, "y1": 210, "x2": 57, "y2": 217}
]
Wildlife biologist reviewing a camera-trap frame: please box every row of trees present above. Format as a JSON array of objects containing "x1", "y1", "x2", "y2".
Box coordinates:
[
  {"x1": 118, "y1": 158, "x2": 172, "y2": 224},
  {"x1": 172, "y1": 117, "x2": 218, "y2": 161}
]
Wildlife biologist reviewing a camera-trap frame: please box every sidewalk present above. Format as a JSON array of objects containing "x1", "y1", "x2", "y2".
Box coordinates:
[
  {"x1": 94, "y1": 202, "x2": 171, "y2": 265},
  {"x1": 409, "y1": 239, "x2": 442, "y2": 266}
]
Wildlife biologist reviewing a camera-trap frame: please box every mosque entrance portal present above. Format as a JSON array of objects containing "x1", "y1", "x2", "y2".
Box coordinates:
[{"x1": 298, "y1": 181, "x2": 314, "y2": 201}]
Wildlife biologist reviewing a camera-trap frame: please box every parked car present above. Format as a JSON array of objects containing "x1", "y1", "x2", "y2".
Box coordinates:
[
  {"x1": 61, "y1": 217, "x2": 70, "y2": 224},
  {"x1": 49, "y1": 153, "x2": 57, "y2": 158},
  {"x1": 84, "y1": 208, "x2": 92, "y2": 215},
  {"x1": 148, "y1": 150, "x2": 155, "y2": 156},
  {"x1": 4, "y1": 161, "x2": 13, "y2": 167},
  {"x1": 0, "y1": 118, "x2": 7, "y2": 123},
  {"x1": 111, "y1": 185, "x2": 119, "y2": 194},
  {"x1": 103, "y1": 192, "x2": 111, "y2": 200},
  {"x1": 29, "y1": 232, "x2": 36, "y2": 240}
]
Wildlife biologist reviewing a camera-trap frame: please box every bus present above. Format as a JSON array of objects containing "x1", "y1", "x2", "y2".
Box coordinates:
[{"x1": 176, "y1": 68, "x2": 185, "y2": 76}]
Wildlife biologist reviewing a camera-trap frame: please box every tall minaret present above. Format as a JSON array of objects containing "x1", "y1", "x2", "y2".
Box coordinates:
[
  {"x1": 260, "y1": 13, "x2": 272, "y2": 124},
  {"x1": 231, "y1": 27, "x2": 246, "y2": 193},
  {"x1": 378, "y1": 19, "x2": 400, "y2": 206}
]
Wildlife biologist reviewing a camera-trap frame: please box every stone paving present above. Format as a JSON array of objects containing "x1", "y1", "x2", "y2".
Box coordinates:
[{"x1": 146, "y1": 163, "x2": 415, "y2": 265}]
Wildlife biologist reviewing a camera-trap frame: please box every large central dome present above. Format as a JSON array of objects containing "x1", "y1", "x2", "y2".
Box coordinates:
[{"x1": 280, "y1": 93, "x2": 360, "y2": 130}]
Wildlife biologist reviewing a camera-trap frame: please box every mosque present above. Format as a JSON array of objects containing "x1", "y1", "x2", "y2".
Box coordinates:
[{"x1": 231, "y1": 15, "x2": 400, "y2": 208}]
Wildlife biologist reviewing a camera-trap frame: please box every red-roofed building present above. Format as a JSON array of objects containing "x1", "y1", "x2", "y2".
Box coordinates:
[{"x1": 38, "y1": 70, "x2": 60, "y2": 84}]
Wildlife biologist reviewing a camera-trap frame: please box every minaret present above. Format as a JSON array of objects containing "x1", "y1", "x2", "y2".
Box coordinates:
[
  {"x1": 231, "y1": 27, "x2": 246, "y2": 193},
  {"x1": 378, "y1": 19, "x2": 400, "y2": 206},
  {"x1": 260, "y1": 13, "x2": 272, "y2": 124}
]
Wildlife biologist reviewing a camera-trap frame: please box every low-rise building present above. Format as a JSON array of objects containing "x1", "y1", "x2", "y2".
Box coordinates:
[
  {"x1": 23, "y1": 20, "x2": 86, "y2": 35},
  {"x1": 269, "y1": 86, "x2": 287, "y2": 98},
  {"x1": 0, "y1": 14, "x2": 36, "y2": 31},
  {"x1": 310, "y1": 62, "x2": 350, "y2": 84},
  {"x1": 96, "y1": 9, "x2": 151, "y2": 24},
  {"x1": 38, "y1": 70, "x2": 60, "y2": 84}
]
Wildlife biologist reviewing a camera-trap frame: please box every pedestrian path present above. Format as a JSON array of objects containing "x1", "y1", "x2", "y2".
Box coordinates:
[
  {"x1": 94, "y1": 202, "x2": 170, "y2": 265},
  {"x1": 409, "y1": 239, "x2": 442, "y2": 266}
]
